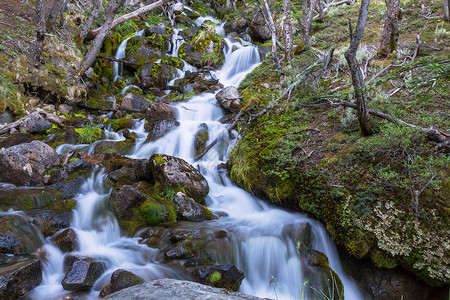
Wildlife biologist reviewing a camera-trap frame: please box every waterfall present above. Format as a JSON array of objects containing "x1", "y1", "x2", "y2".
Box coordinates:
[{"x1": 28, "y1": 15, "x2": 364, "y2": 300}]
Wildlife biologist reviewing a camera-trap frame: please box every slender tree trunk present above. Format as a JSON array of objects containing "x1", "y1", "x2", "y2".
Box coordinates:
[
  {"x1": 301, "y1": 0, "x2": 318, "y2": 45},
  {"x1": 378, "y1": 0, "x2": 400, "y2": 58},
  {"x1": 444, "y1": 0, "x2": 450, "y2": 20},
  {"x1": 80, "y1": 0, "x2": 101, "y2": 39},
  {"x1": 81, "y1": 0, "x2": 124, "y2": 73},
  {"x1": 344, "y1": 0, "x2": 373, "y2": 135},
  {"x1": 35, "y1": 0, "x2": 46, "y2": 63},
  {"x1": 48, "y1": 0, "x2": 65, "y2": 26},
  {"x1": 262, "y1": 0, "x2": 282, "y2": 69},
  {"x1": 283, "y1": 0, "x2": 293, "y2": 61}
]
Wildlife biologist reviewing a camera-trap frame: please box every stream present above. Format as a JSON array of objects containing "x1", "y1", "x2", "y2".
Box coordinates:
[{"x1": 28, "y1": 11, "x2": 364, "y2": 300}]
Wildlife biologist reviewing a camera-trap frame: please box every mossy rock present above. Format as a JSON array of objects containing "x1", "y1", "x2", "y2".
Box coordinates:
[
  {"x1": 74, "y1": 126, "x2": 105, "y2": 144},
  {"x1": 0, "y1": 188, "x2": 63, "y2": 211},
  {"x1": 47, "y1": 126, "x2": 79, "y2": 148},
  {"x1": 109, "y1": 118, "x2": 134, "y2": 132}
]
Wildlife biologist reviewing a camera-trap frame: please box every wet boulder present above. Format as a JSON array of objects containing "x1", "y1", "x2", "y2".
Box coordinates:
[
  {"x1": 62, "y1": 255, "x2": 107, "y2": 291},
  {"x1": 165, "y1": 239, "x2": 195, "y2": 260},
  {"x1": 281, "y1": 222, "x2": 312, "y2": 254},
  {"x1": 0, "y1": 257, "x2": 42, "y2": 299},
  {"x1": 0, "y1": 214, "x2": 43, "y2": 255},
  {"x1": 192, "y1": 265, "x2": 245, "y2": 291},
  {"x1": 49, "y1": 177, "x2": 87, "y2": 199},
  {"x1": 145, "y1": 24, "x2": 167, "y2": 35},
  {"x1": 0, "y1": 132, "x2": 35, "y2": 149},
  {"x1": 18, "y1": 111, "x2": 52, "y2": 133},
  {"x1": 52, "y1": 228, "x2": 79, "y2": 253},
  {"x1": 120, "y1": 93, "x2": 150, "y2": 111},
  {"x1": 172, "y1": 192, "x2": 215, "y2": 222},
  {"x1": 193, "y1": 123, "x2": 209, "y2": 157},
  {"x1": 25, "y1": 209, "x2": 72, "y2": 237},
  {"x1": 110, "y1": 184, "x2": 147, "y2": 221},
  {"x1": 0, "y1": 140, "x2": 61, "y2": 186},
  {"x1": 215, "y1": 86, "x2": 243, "y2": 113},
  {"x1": 224, "y1": 18, "x2": 249, "y2": 35},
  {"x1": 0, "y1": 186, "x2": 63, "y2": 211},
  {"x1": 90, "y1": 138, "x2": 136, "y2": 156},
  {"x1": 144, "y1": 103, "x2": 179, "y2": 140},
  {"x1": 99, "y1": 269, "x2": 145, "y2": 298},
  {"x1": 179, "y1": 25, "x2": 225, "y2": 69},
  {"x1": 248, "y1": 11, "x2": 271, "y2": 42},
  {"x1": 138, "y1": 62, "x2": 177, "y2": 91},
  {"x1": 48, "y1": 158, "x2": 93, "y2": 184},
  {"x1": 304, "y1": 250, "x2": 344, "y2": 299},
  {"x1": 149, "y1": 154, "x2": 209, "y2": 201},
  {"x1": 125, "y1": 44, "x2": 161, "y2": 69},
  {"x1": 103, "y1": 278, "x2": 264, "y2": 300},
  {"x1": 46, "y1": 126, "x2": 79, "y2": 148}
]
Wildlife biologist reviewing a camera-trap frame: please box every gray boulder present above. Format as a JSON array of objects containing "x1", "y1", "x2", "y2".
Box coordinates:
[
  {"x1": 25, "y1": 209, "x2": 72, "y2": 237},
  {"x1": 0, "y1": 140, "x2": 61, "y2": 186},
  {"x1": 144, "y1": 103, "x2": 179, "y2": 140},
  {"x1": 18, "y1": 111, "x2": 52, "y2": 133},
  {"x1": 103, "y1": 278, "x2": 266, "y2": 300},
  {"x1": 248, "y1": 12, "x2": 271, "y2": 42},
  {"x1": 99, "y1": 269, "x2": 145, "y2": 298},
  {"x1": 0, "y1": 214, "x2": 43, "y2": 255},
  {"x1": 215, "y1": 86, "x2": 242, "y2": 113},
  {"x1": 0, "y1": 257, "x2": 42, "y2": 298},
  {"x1": 149, "y1": 154, "x2": 209, "y2": 201},
  {"x1": 172, "y1": 192, "x2": 215, "y2": 222},
  {"x1": 121, "y1": 93, "x2": 150, "y2": 111},
  {"x1": 62, "y1": 255, "x2": 107, "y2": 291},
  {"x1": 224, "y1": 18, "x2": 249, "y2": 35}
]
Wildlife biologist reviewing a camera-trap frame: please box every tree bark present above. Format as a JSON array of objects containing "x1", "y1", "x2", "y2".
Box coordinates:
[
  {"x1": 344, "y1": 0, "x2": 373, "y2": 135},
  {"x1": 34, "y1": 0, "x2": 46, "y2": 63},
  {"x1": 283, "y1": 0, "x2": 293, "y2": 61},
  {"x1": 80, "y1": 0, "x2": 101, "y2": 39},
  {"x1": 301, "y1": 0, "x2": 318, "y2": 45},
  {"x1": 81, "y1": 0, "x2": 125, "y2": 73},
  {"x1": 378, "y1": 0, "x2": 400, "y2": 58},
  {"x1": 86, "y1": 0, "x2": 165, "y2": 41},
  {"x1": 444, "y1": 0, "x2": 450, "y2": 20},
  {"x1": 262, "y1": 0, "x2": 282, "y2": 69},
  {"x1": 48, "y1": 0, "x2": 68, "y2": 26}
]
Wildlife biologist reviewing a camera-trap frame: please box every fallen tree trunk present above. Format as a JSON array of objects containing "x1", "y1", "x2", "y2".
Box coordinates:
[
  {"x1": 85, "y1": 0, "x2": 165, "y2": 41},
  {"x1": 97, "y1": 55, "x2": 141, "y2": 65}
]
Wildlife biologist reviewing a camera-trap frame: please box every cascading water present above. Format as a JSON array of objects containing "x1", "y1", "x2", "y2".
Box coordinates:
[{"x1": 28, "y1": 15, "x2": 364, "y2": 300}]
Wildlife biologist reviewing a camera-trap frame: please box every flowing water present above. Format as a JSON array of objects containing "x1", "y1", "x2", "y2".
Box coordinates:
[{"x1": 28, "y1": 18, "x2": 364, "y2": 300}]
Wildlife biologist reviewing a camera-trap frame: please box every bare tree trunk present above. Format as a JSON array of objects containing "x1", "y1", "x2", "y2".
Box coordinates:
[
  {"x1": 80, "y1": 0, "x2": 101, "y2": 39},
  {"x1": 344, "y1": 0, "x2": 373, "y2": 135},
  {"x1": 261, "y1": 0, "x2": 281, "y2": 68},
  {"x1": 378, "y1": 0, "x2": 400, "y2": 58},
  {"x1": 81, "y1": 0, "x2": 124, "y2": 73},
  {"x1": 283, "y1": 0, "x2": 293, "y2": 61},
  {"x1": 444, "y1": 0, "x2": 450, "y2": 20},
  {"x1": 48, "y1": 0, "x2": 65, "y2": 26},
  {"x1": 262, "y1": 0, "x2": 282, "y2": 69},
  {"x1": 301, "y1": 0, "x2": 318, "y2": 45},
  {"x1": 34, "y1": 0, "x2": 46, "y2": 63}
]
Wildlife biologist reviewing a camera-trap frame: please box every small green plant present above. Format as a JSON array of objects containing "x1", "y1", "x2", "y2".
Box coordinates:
[
  {"x1": 340, "y1": 107, "x2": 356, "y2": 128},
  {"x1": 210, "y1": 271, "x2": 221, "y2": 284},
  {"x1": 75, "y1": 125, "x2": 103, "y2": 144},
  {"x1": 434, "y1": 24, "x2": 449, "y2": 42}
]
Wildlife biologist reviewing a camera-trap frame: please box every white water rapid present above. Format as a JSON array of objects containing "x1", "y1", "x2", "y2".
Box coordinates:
[{"x1": 29, "y1": 18, "x2": 364, "y2": 300}]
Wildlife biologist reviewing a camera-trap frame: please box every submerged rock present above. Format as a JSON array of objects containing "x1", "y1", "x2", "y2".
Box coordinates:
[
  {"x1": 192, "y1": 265, "x2": 245, "y2": 291},
  {"x1": 194, "y1": 123, "x2": 209, "y2": 157},
  {"x1": 149, "y1": 154, "x2": 209, "y2": 201},
  {"x1": 0, "y1": 140, "x2": 61, "y2": 186},
  {"x1": 25, "y1": 209, "x2": 72, "y2": 237},
  {"x1": 215, "y1": 86, "x2": 242, "y2": 113},
  {"x1": 0, "y1": 214, "x2": 43, "y2": 255},
  {"x1": 103, "y1": 278, "x2": 264, "y2": 300},
  {"x1": 0, "y1": 257, "x2": 42, "y2": 299},
  {"x1": 99, "y1": 269, "x2": 145, "y2": 298},
  {"x1": 62, "y1": 255, "x2": 107, "y2": 291}
]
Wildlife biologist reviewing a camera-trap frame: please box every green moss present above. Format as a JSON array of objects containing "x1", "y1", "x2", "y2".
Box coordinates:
[
  {"x1": 210, "y1": 271, "x2": 222, "y2": 284},
  {"x1": 370, "y1": 248, "x2": 397, "y2": 269},
  {"x1": 154, "y1": 154, "x2": 166, "y2": 166},
  {"x1": 109, "y1": 117, "x2": 134, "y2": 131},
  {"x1": 140, "y1": 201, "x2": 165, "y2": 225}
]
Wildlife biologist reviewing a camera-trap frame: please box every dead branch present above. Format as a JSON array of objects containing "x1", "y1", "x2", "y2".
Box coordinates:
[
  {"x1": 313, "y1": 0, "x2": 351, "y2": 20},
  {"x1": 97, "y1": 55, "x2": 141, "y2": 65},
  {"x1": 86, "y1": 0, "x2": 165, "y2": 40},
  {"x1": 194, "y1": 111, "x2": 245, "y2": 161},
  {"x1": 329, "y1": 98, "x2": 450, "y2": 147},
  {"x1": 0, "y1": 110, "x2": 63, "y2": 135},
  {"x1": 410, "y1": 34, "x2": 422, "y2": 63}
]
